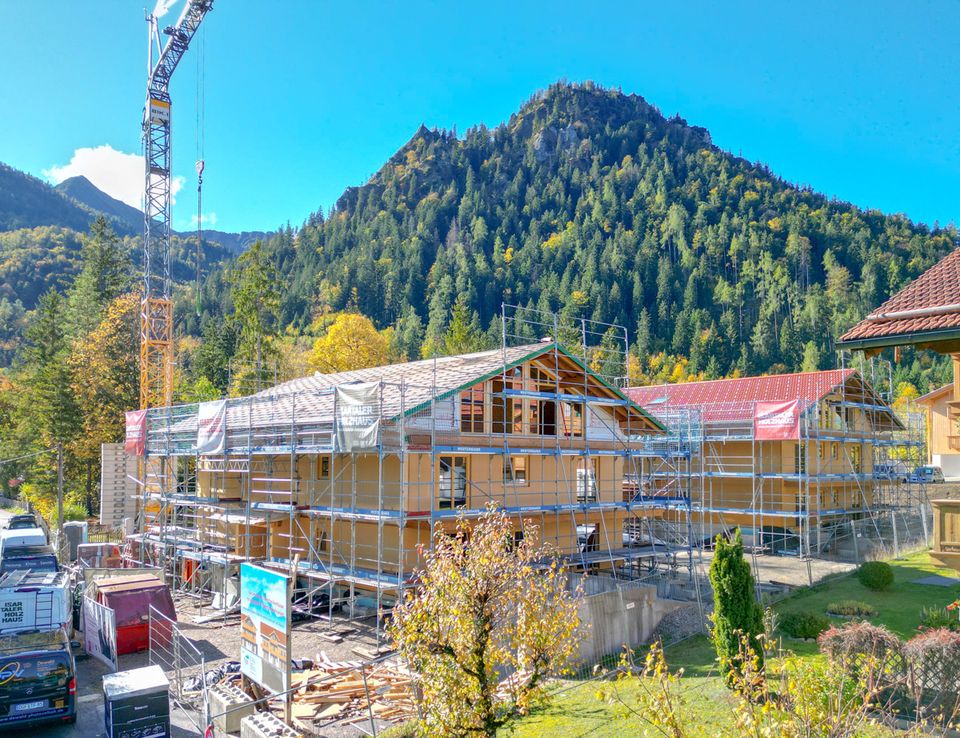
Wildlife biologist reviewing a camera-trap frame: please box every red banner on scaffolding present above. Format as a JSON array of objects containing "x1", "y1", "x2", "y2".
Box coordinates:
[
  {"x1": 124, "y1": 410, "x2": 148, "y2": 456},
  {"x1": 753, "y1": 400, "x2": 800, "y2": 440}
]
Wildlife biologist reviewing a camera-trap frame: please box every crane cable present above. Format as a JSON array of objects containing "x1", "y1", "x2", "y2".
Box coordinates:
[{"x1": 194, "y1": 23, "x2": 206, "y2": 317}]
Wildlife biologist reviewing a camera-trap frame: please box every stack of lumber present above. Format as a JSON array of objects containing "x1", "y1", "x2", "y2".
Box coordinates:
[{"x1": 283, "y1": 652, "x2": 416, "y2": 727}]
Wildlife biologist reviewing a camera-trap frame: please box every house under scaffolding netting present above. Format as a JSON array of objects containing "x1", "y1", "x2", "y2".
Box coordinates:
[
  {"x1": 125, "y1": 309, "x2": 705, "y2": 633},
  {"x1": 627, "y1": 369, "x2": 929, "y2": 563}
]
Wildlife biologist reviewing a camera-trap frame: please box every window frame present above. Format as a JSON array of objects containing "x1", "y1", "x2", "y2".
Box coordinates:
[
  {"x1": 438, "y1": 455, "x2": 469, "y2": 510},
  {"x1": 503, "y1": 455, "x2": 528, "y2": 485}
]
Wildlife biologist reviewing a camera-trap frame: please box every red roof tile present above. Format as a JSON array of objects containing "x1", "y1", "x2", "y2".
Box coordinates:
[
  {"x1": 626, "y1": 369, "x2": 855, "y2": 423},
  {"x1": 839, "y1": 248, "x2": 960, "y2": 345}
]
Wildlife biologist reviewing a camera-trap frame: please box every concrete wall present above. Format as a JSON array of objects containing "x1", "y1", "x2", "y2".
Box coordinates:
[{"x1": 574, "y1": 584, "x2": 683, "y2": 666}]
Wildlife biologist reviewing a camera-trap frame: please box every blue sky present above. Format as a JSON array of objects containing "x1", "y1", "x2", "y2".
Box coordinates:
[{"x1": 1, "y1": 1, "x2": 957, "y2": 234}]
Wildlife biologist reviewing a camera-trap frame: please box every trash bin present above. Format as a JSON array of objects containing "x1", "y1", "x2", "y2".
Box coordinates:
[{"x1": 103, "y1": 664, "x2": 170, "y2": 738}]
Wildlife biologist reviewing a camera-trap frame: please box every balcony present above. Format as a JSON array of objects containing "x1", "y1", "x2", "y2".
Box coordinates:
[{"x1": 931, "y1": 498, "x2": 960, "y2": 572}]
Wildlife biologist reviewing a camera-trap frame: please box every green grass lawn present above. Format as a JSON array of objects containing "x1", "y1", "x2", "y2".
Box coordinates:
[{"x1": 500, "y1": 550, "x2": 960, "y2": 736}]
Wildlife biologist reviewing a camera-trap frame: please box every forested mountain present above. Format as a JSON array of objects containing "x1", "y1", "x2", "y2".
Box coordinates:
[
  {"x1": 0, "y1": 163, "x2": 99, "y2": 232},
  {"x1": 53, "y1": 176, "x2": 267, "y2": 255},
  {"x1": 0, "y1": 163, "x2": 266, "y2": 362},
  {"x1": 54, "y1": 175, "x2": 142, "y2": 233},
  {"x1": 197, "y1": 82, "x2": 956, "y2": 386}
]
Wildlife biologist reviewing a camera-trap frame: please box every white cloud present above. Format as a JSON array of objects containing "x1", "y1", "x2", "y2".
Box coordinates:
[
  {"x1": 152, "y1": 0, "x2": 179, "y2": 19},
  {"x1": 43, "y1": 145, "x2": 184, "y2": 210},
  {"x1": 191, "y1": 211, "x2": 218, "y2": 227}
]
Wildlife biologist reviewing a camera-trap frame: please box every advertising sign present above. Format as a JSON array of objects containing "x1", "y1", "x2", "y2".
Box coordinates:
[
  {"x1": 82, "y1": 596, "x2": 118, "y2": 672},
  {"x1": 196, "y1": 399, "x2": 227, "y2": 455},
  {"x1": 0, "y1": 585, "x2": 70, "y2": 635},
  {"x1": 753, "y1": 400, "x2": 801, "y2": 440},
  {"x1": 124, "y1": 410, "x2": 148, "y2": 456},
  {"x1": 334, "y1": 382, "x2": 380, "y2": 452},
  {"x1": 239, "y1": 563, "x2": 291, "y2": 694}
]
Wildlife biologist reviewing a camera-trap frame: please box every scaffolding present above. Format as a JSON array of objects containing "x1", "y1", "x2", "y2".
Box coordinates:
[
  {"x1": 632, "y1": 371, "x2": 928, "y2": 567},
  {"x1": 126, "y1": 307, "x2": 704, "y2": 639}
]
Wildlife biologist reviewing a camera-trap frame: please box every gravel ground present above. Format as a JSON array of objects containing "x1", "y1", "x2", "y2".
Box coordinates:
[{"x1": 169, "y1": 595, "x2": 389, "y2": 672}]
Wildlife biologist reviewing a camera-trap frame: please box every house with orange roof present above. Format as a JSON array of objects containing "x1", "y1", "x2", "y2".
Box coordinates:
[
  {"x1": 627, "y1": 369, "x2": 912, "y2": 559},
  {"x1": 838, "y1": 247, "x2": 960, "y2": 572}
]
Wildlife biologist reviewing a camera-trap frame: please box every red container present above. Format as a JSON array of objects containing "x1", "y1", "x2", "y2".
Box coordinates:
[{"x1": 94, "y1": 574, "x2": 176, "y2": 655}]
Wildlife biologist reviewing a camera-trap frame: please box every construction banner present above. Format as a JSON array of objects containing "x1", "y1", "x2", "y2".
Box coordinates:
[
  {"x1": 82, "y1": 596, "x2": 117, "y2": 672},
  {"x1": 335, "y1": 382, "x2": 380, "y2": 452},
  {"x1": 196, "y1": 399, "x2": 227, "y2": 455},
  {"x1": 124, "y1": 410, "x2": 148, "y2": 456},
  {"x1": 753, "y1": 400, "x2": 801, "y2": 440}
]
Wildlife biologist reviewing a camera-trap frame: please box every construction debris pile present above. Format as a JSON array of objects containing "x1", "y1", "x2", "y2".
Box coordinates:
[{"x1": 287, "y1": 653, "x2": 417, "y2": 728}]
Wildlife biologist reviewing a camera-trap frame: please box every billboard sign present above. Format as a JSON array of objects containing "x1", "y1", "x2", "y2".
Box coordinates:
[
  {"x1": 124, "y1": 410, "x2": 148, "y2": 456},
  {"x1": 754, "y1": 400, "x2": 801, "y2": 440},
  {"x1": 82, "y1": 596, "x2": 117, "y2": 672},
  {"x1": 239, "y1": 563, "x2": 291, "y2": 694},
  {"x1": 196, "y1": 399, "x2": 227, "y2": 455},
  {"x1": 335, "y1": 382, "x2": 380, "y2": 451}
]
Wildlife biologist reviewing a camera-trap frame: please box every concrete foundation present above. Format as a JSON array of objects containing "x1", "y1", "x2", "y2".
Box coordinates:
[{"x1": 574, "y1": 582, "x2": 684, "y2": 665}]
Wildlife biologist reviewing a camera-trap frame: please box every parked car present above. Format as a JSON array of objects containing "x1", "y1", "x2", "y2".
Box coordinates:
[
  {"x1": 909, "y1": 465, "x2": 945, "y2": 484},
  {"x1": 0, "y1": 627, "x2": 76, "y2": 727},
  {"x1": 5, "y1": 515, "x2": 37, "y2": 531},
  {"x1": 873, "y1": 461, "x2": 909, "y2": 483},
  {"x1": 0, "y1": 528, "x2": 47, "y2": 551},
  {"x1": 0, "y1": 545, "x2": 59, "y2": 576}
]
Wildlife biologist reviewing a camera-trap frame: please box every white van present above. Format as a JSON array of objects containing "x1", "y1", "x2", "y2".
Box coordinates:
[{"x1": 0, "y1": 528, "x2": 47, "y2": 553}]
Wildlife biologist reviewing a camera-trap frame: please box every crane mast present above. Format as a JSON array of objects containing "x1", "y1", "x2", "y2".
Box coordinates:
[{"x1": 141, "y1": 0, "x2": 212, "y2": 409}]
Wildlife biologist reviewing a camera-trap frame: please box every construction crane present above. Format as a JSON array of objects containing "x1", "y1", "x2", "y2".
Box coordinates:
[{"x1": 141, "y1": 0, "x2": 212, "y2": 409}]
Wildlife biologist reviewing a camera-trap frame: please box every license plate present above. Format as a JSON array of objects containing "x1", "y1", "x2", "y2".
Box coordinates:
[{"x1": 13, "y1": 700, "x2": 45, "y2": 713}]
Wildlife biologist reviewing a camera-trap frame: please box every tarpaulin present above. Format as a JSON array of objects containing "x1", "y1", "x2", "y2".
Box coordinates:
[
  {"x1": 335, "y1": 382, "x2": 380, "y2": 452},
  {"x1": 196, "y1": 399, "x2": 227, "y2": 455},
  {"x1": 753, "y1": 400, "x2": 801, "y2": 440},
  {"x1": 97, "y1": 579, "x2": 175, "y2": 628},
  {"x1": 124, "y1": 410, "x2": 148, "y2": 456}
]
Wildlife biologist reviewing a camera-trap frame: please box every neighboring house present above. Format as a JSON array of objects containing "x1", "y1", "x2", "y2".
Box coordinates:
[
  {"x1": 838, "y1": 247, "x2": 960, "y2": 572},
  {"x1": 915, "y1": 384, "x2": 960, "y2": 475},
  {"x1": 129, "y1": 342, "x2": 667, "y2": 615},
  {"x1": 627, "y1": 370, "x2": 907, "y2": 555}
]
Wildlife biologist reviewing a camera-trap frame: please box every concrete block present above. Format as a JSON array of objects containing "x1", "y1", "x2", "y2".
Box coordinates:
[
  {"x1": 210, "y1": 683, "x2": 255, "y2": 734},
  {"x1": 240, "y1": 711, "x2": 302, "y2": 738}
]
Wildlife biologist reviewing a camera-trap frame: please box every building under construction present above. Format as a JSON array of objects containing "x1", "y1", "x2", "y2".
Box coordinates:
[
  {"x1": 125, "y1": 318, "x2": 704, "y2": 624},
  {"x1": 627, "y1": 369, "x2": 927, "y2": 562}
]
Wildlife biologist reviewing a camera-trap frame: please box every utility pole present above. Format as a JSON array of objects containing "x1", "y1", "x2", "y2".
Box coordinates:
[{"x1": 56, "y1": 442, "x2": 64, "y2": 561}]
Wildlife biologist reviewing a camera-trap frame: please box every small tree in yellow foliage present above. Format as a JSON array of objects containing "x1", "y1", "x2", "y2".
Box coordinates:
[
  {"x1": 308, "y1": 313, "x2": 391, "y2": 373},
  {"x1": 388, "y1": 506, "x2": 583, "y2": 737}
]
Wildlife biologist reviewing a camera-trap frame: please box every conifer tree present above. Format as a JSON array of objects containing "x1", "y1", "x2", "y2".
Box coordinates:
[{"x1": 708, "y1": 528, "x2": 763, "y2": 683}]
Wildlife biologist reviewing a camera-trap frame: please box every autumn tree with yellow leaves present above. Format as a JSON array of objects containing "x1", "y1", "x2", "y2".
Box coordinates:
[
  {"x1": 388, "y1": 506, "x2": 583, "y2": 737},
  {"x1": 309, "y1": 313, "x2": 393, "y2": 373}
]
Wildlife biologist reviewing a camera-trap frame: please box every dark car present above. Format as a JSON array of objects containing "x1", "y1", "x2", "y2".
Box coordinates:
[
  {"x1": 5, "y1": 515, "x2": 38, "y2": 531},
  {"x1": 0, "y1": 545, "x2": 58, "y2": 575},
  {"x1": 0, "y1": 627, "x2": 76, "y2": 727}
]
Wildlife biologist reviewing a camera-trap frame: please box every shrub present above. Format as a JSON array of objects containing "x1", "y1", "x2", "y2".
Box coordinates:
[
  {"x1": 903, "y1": 628, "x2": 960, "y2": 718},
  {"x1": 919, "y1": 605, "x2": 960, "y2": 632},
  {"x1": 818, "y1": 621, "x2": 903, "y2": 674},
  {"x1": 826, "y1": 600, "x2": 876, "y2": 618},
  {"x1": 857, "y1": 561, "x2": 894, "y2": 591},
  {"x1": 780, "y1": 611, "x2": 831, "y2": 640}
]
